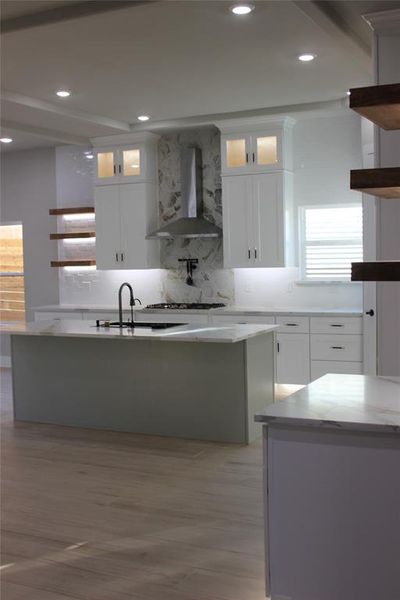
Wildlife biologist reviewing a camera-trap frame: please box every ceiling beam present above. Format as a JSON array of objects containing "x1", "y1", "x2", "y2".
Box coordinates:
[
  {"x1": 1, "y1": 119, "x2": 89, "y2": 146},
  {"x1": 2, "y1": 91, "x2": 130, "y2": 132},
  {"x1": 1, "y1": 1, "x2": 158, "y2": 33},
  {"x1": 291, "y1": 0, "x2": 371, "y2": 71}
]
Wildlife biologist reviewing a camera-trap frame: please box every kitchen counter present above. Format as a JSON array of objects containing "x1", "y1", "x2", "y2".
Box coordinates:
[
  {"x1": 3, "y1": 320, "x2": 278, "y2": 344},
  {"x1": 255, "y1": 373, "x2": 400, "y2": 433},
  {"x1": 258, "y1": 373, "x2": 400, "y2": 600},
  {"x1": 32, "y1": 304, "x2": 363, "y2": 317}
]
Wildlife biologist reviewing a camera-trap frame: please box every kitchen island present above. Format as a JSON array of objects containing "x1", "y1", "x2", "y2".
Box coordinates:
[
  {"x1": 255, "y1": 374, "x2": 400, "y2": 600},
  {"x1": 6, "y1": 320, "x2": 278, "y2": 444}
]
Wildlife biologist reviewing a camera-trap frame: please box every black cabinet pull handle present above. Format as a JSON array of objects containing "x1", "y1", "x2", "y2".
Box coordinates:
[
  {"x1": 116, "y1": 253, "x2": 119, "y2": 262},
  {"x1": 113, "y1": 165, "x2": 116, "y2": 175},
  {"x1": 254, "y1": 248, "x2": 257, "y2": 259},
  {"x1": 248, "y1": 248, "x2": 251, "y2": 259},
  {"x1": 286, "y1": 323, "x2": 298, "y2": 326},
  {"x1": 121, "y1": 252, "x2": 124, "y2": 262},
  {"x1": 330, "y1": 324, "x2": 344, "y2": 327},
  {"x1": 119, "y1": 164, "x2": 122, "y2": 174},
  {"x1": 330, "y1": 346, "x2": 344, "y2": 350},
  {"x1": 246, "y1": 153, "x2": 249, "y2": 164},
  {"x1": 252, "y1": 152, "x2": 255, "y2": 163},
  {"x1": 277, "y1": 342, "x2": 280, "y2": 353}
]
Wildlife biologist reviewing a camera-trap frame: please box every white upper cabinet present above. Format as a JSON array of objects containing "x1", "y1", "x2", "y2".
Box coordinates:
[
  {"x1": 218, "y1": 118, "x2": 294, "y2": 175},
  {"x1": 222, "y1": 171, "x2": 294, "y2": 268},
  {"x1": 92, "y1": 132, "x2": 160, "y2": 270},
  {"x1": 91, "y1": 132, "x2": 159, "y2": 185}
]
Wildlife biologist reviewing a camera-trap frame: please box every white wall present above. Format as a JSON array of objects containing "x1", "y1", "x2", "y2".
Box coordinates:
[{"x1": 1, "y1": 147, "x2": 60, "y2": 358}]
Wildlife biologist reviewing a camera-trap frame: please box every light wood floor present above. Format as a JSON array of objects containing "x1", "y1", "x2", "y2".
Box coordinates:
[{"x1": 0, "y1": 369, "x2": 296, "y2": 600}]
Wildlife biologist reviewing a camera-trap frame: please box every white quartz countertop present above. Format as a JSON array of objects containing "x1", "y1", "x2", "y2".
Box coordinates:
[
  {"x1": 3, "y1": 320, "x2": 279, "y2": 344},
  {"x1": 255, "y1": 374, "x2": 400, "y2": 433},
  {"x1": 32, "y1": 304, "x2": 363, "y2": 317}
]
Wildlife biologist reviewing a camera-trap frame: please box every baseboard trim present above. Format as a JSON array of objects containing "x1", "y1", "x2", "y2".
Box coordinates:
[{"x1": 0, "y1": 356, "x2": 11, "y2": 368}]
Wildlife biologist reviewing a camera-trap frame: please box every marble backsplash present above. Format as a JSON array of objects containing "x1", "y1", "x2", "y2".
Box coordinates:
[{"x1": 157, "y1": 127, "x2": 234, "y2": 303}]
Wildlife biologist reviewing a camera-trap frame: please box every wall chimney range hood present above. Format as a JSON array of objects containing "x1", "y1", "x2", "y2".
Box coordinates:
[{"x1": 147, "y1": 146, "x2": 222, "y2": 239}]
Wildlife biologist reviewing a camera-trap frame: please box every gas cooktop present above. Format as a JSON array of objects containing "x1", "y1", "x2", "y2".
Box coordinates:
[{"x1": 145, "y1": 302, "x2": 226, "y2": 310}]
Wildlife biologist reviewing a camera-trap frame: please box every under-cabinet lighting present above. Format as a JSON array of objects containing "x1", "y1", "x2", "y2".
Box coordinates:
[
  {"x1": 63, "y1": 237, "x2": 96, "y2": 244},
  {"x1": 231, "y1": 4, "x2": 254, "y2": 15},
  {"x1": 56, "y1": 90, "x2": 71, "y2": 97},
  {"x1": 63, "y1": 265, "x2": 96, "y2": 271},
  {"x1": 298, "y1": 53, "x2": 315, "y2": 62},
  {"x1": 63, "y1": 213, "x2": 96, "y2": 221},
  {"x1": 0, "y1": 137, "x2": 13, "y2": 143}
]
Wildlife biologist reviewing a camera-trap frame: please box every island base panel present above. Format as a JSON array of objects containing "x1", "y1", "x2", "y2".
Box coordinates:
[{"x1": 11, "y1": 334, "x2": 274, "y2": 444}]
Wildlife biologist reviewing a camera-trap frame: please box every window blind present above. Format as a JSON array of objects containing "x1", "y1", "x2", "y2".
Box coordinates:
[{"x1": 299, "y1": 205, "x2": 363, "y2": 281}]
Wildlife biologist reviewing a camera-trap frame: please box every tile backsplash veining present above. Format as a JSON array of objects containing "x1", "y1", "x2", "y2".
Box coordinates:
[{"x1": 158, "y1": 127, "x2": 234, "y2": 303}]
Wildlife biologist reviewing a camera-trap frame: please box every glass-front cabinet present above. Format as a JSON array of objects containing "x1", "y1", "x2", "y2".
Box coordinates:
[
  {"x1": 91, "y1": 132, "x2": 159, "y2": 186},
  {"x1": 94, "y1": 146, "x2": 143, "y2": 184},
  {"x1": 219, "y1": 118, "x2": 294, "y2": 175}
]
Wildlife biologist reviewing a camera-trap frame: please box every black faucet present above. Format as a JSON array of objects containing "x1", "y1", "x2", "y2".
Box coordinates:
[
  {"x1": 178, "y1": 258, "x2": 199, "y2": 286},
  {"x1": 118, "y1": 282, "x2": 141, "y2": 327}
]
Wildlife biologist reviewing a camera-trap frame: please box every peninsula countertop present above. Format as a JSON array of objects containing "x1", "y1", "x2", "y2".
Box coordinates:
[
  {"x1": 3, "y1": 320, "x2": 279, "y2": 344},
  {"x1": 255, "y1": 373, "x2": 400, "y2": 433}
]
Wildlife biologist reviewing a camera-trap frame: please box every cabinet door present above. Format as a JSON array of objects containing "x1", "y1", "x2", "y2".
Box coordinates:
[
  {"x1": 250, "y1": 132, "x2": 280, "y2": 171},
  {"x1": 276, "y1": 333, "x2": 310, "y2": 385},
  {"x1": 222, "y1": 176, "x2": 254, "y2": 268},
  {"x1": 252, "y1": 173, "x2": 284, "y2": 267},
  {"x1": 120, "y1": 147, "x2": 144, "y2": 182},
  {"x1": 94, "y1": 186, "x2": 121, "y2": 270},
  {"x1": 221, "y1": 134, "x2": 251, "y2": 175},
  {"x1": 95, "y1": 149, "x2": 118, "y2": 185},
  {"x1": 119, "y1": 184, "x2": 150, "y2": 269}
]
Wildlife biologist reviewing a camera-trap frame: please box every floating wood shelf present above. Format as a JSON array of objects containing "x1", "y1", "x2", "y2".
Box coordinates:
[
  {"x1": 50, "y1": 260, "x2": 96, "y2": 267},
  {"x1": 49, "y1": 207, "x2": 95, "y2": 216},
  {"x1": 50, "y1": 232, "x2": 96, "y2": 240},
  {"x1": 350, "y1": 168, "x2": 400, "y2": 198},
  {"x1": 349, "y1": 83, "x2": 400, "y2": 130},
  {"x1": 351, "y1": 261, "x2": 400, "y2": 282}
]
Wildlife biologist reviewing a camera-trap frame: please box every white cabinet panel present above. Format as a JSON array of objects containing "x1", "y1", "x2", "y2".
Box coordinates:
[
  {"x1": 211, "y1": 315, "x2": 275, "y2": 325},
  {"x1": 310, "y1": 316, "x2": 362, "y2": 335},
  {"x1": 94, "y1": 185, "x2": 121, "y2": 270},
  {"x1": 276, "y1": 333, "x2": 310, "y2": 385},
  {"x1": 311, "y1": 360, "x2": 363, "y2": 381},
  {"x1": 222, "y1": 175, "x2": 253, "y2": 268},
  {"x1": 276, "y1": 316, "x2": 309, "y2": 333},
  {"x1": 311, "y1": 334, "x2": 363, "y2": 362},
  {"x1": 253, "y1": 173, "x2": 283, "y2": 267}
]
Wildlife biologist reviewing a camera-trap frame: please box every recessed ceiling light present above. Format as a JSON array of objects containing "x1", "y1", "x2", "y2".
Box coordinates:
[
  {"x1": 85, "y1": 154, "x2": 94, "y2": 159},
  {"x1": 231, "y1": 3, "x2": 254, "y2": 15},
  {"x1": 298, "y1": 54, "x2": 315, "y2": 62},
  {"x1": 137, "y1": 115, "x2": 150, "y2": 122},
  {"x1": 56, "y1": 90, "x2": 71, "y2": 97},
  {"x1": 0, "y1": 137, "x2": 13, "y2": 143},
  {"x1": 346, "y1": 90, "x2": 351, "y2": 96}
]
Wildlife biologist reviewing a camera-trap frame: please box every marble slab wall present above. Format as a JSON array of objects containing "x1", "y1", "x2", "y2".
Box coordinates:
[{"x1": 158, "y1": 127, "x2": 234, "y2": 304}]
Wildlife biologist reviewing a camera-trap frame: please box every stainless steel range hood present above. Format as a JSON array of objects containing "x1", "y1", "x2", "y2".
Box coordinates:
[{"x1": 147, "y1": 146, "x2": 222, "y2": 239}]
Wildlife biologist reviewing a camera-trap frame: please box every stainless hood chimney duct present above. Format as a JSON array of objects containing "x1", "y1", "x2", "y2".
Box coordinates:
[{"x1": 147, "y1": 146, "x2": 222, "y2": 239}]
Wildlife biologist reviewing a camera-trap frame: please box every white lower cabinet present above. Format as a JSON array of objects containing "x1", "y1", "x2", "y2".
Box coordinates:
[
  {"x1": 311, "y1": 360, "x2": 363, "y2": 380},
  {"x1": 276, "y1": 333, "x2": 310, "y2": 385},
  {"x1": 34, "y1": 311, "x2": 83, "y2": 321}
]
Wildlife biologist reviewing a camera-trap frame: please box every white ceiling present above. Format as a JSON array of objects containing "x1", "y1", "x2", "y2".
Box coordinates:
[{"x1": 1, "y1": 0, "x2": 400, "y2": 151}]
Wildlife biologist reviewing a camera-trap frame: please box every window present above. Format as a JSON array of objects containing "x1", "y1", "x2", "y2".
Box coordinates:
[
  {"x1": 0, "y1": 224, "x2": 25, "y2": 321},
  {"x1": 299, "y1": 204, "x2": 363, "y2": 281}
]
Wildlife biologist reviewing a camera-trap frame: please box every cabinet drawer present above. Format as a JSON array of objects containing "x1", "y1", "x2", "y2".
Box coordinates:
[
  {"x1": 311, "y1": 360, "x2": 363, "y2": 381},
  {"x1": 276, "y1": 316, "x2": 309, "y2": 333},
  {"x1": 34, "y1": 311, "x2": 82, "y2": 321},
  {"x1": 211, "y1": 314, "x2": 275, "y2": 325},
  {"x1": 310, "y1": 316, "x2": 362, "y2": 335},
  {"x1": 311, "y1": 334, "x2": 362, "y2": 362}
]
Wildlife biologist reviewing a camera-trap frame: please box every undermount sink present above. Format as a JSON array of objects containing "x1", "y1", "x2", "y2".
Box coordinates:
[{"x1": 96, "y1": 321, "x2": 185, "y2": 330}]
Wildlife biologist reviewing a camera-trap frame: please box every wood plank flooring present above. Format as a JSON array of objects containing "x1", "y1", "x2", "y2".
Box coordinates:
[{"x1": 1, "y1": 369, "x2": 295, "y2": 600}]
